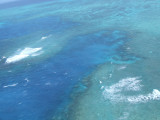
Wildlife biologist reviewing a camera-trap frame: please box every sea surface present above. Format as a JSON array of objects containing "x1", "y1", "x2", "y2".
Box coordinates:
[{"x1": 0, "y1": 0, "x2": 160, "y2": 120}]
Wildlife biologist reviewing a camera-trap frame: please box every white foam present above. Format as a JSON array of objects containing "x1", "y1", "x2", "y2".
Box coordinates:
[
  {"x1": 24, "y1": 78, "x2": 29, "y2": 83},
  {"x1": 24, "y1": 78, "x2": 30, "y2": 86},
  {"x1": 99, "y1": 81, "x2": 102, "y2": 84},
  {"x1": 127, "y1": 89, "x2": 160, "y2": 103},
  {"x1": 40, "y1": 35, "x2": 51, "y2": 40},
  {"x1": 6, "y1": 47, "x2": 42, "y2": 64},
  {"x1": 3, "y1": 83, "x2": 18, "y2": 88},
  {"x1": 2, "y1": 56, "x2": 6, "y2": 59},
  {"x1": 0, "y1": 56, "x2": 6, "y2": 61},
  {"x1": 103, "y1": 77, "x2": 160, "y2": 103},
  {"x1": 118, "y1": 66, "x2": 127, "y2": 70},
  {"x1": 31, "y1": 51, "x2": 43, "y2": 56},
  {"x1": 101, "y1": 86, "x2": 104, "y2": 89},
  {"x1": 41, "y1": 36, "x2": 48, "y2": 40},
  {"x1": 104, "y1": 77, "x2": 142, "y2": 94}
]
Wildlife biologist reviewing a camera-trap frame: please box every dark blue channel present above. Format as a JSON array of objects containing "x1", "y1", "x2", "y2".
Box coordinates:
[{"x1": 0, "y1": 30, "x2": 128, "y2": 120}]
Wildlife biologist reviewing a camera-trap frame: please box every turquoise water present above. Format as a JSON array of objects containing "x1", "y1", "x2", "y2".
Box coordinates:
[{"x1": 0, "y1": 0, "x2": 160, "y2": 120}]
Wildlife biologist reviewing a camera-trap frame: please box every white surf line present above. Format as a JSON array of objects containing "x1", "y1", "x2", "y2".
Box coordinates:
[
  {"x1": 5, "y1": 47, "x2": 42, "y2": 64},
  {"x1": 127, "y1": 89, "x2": 160, "y2": 103},
  {"x1": 103, "y1": 77, "x2": 160, "y2": 103}
]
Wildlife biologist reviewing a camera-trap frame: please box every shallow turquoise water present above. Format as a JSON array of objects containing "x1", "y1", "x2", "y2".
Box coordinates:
[{"x1": 0, "y1": 0, "x2": 160, "y2": 120}]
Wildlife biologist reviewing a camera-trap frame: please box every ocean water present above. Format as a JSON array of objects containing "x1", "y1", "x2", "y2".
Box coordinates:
[{"x1": 0, "y1": 0, "x2": 160, "y2": 120}]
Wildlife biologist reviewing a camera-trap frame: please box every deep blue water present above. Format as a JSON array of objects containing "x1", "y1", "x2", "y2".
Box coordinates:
[
  {"x1": 0, "y1": 15, "x2": 77, "y2": 59},
  {"x1": 0, "y1": 26, "x2": 128, "y2": 120},
  {"x1": 0, "y1": 1, "x2": 141, "y2": 120},
  {"x1": 0, "y1": 16, "x2": 76, "y2": 40}
]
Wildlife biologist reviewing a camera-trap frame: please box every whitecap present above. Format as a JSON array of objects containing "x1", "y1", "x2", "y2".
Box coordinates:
[
  {"x1": 118, "y1": 66, "x2": 127, "y2": 70},
  {"x1": 6, "y1": 47, "x2": 42, "y2": 64},
  {"x1": 40, "y1": 35, "x2": 52, "y2": 40},
  {"x1": 3, "y1": 83, "x2": 18, "y2": 88},
  {"x1": 24, "y1": 78, "x2": 30, "y2": 86},
  {"x1": 99, "y1": 81, "x2": 102, "y2": 84},
  {"x1": 24, "y1": 78, "x2": 29, "y2": 83},
  {"x1": 41, "y1": 36, "x2": 48, "y2": 40}
]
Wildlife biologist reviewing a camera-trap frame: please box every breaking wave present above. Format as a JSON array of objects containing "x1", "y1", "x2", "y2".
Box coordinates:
[
  {"x1": 127, "y1": 89, "x2": 160, "y2": 103},
  {"x1": 103, "y1": 77, "x2": 160, "y2": 103},
  {"x1": 6, "y1": 47, "x2": 42, "y2": 64}
]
